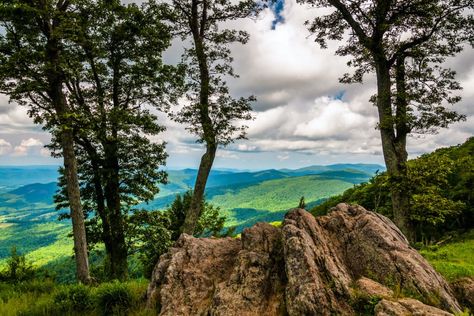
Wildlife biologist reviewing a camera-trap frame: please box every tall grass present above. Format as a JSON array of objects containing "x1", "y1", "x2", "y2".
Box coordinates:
[{"x1": 0, "y1": 279, "x2": 151, "y2": 316}]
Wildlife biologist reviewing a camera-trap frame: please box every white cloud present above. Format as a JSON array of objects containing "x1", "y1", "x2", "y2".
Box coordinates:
[
  {"x1": 294, "y1": 97, "x2": 369, "y2": 139},
  {"x1": 13, "y1": 138, "x2": 44, "y2": 156},
  {"x1": 0, "y1": 139, "x2": 12, "y2": 155},
  {"x1": 0, "y1": 0, "x2": 473, "y2": 168},
  {"x1": 277, "y1": 153, "x2": 290, "y2": 161}
]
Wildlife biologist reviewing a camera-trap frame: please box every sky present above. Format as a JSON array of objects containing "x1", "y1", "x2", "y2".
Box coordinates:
[{"x1": 0, "y1": 0, "x2": 473, "y2": 170}]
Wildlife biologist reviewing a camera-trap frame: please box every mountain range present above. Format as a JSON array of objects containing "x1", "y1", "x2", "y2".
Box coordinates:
[{"x1": 0, "y1": 163, "x2": 383, "y2": 266}]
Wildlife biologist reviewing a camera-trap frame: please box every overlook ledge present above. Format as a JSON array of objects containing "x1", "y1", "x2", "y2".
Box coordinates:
[{"x1": 147, "y1": 203, "x2": 461, "y2": 315}]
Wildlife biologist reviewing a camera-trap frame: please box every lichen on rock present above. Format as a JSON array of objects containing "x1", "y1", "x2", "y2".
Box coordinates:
[{"x1": 147, "y1": 203, "x2": 462, "y2": 315}]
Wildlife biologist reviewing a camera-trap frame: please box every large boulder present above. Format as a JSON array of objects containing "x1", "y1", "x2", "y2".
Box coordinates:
[{"x1": 147, "y1": 204, "x2": 462, "y2": 315}]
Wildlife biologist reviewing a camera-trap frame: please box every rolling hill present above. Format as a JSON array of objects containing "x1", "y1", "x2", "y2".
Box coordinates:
[{"x1": 0, "y1": 164, "x2": 381, "y2": 269}]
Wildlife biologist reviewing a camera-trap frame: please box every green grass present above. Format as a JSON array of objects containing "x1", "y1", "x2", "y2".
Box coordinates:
[
  {"x1": 420, "y1": 230, "x2": 474, "y2": 282},
  {"x1": 0, "y1": 279, "x2": 151, "y2": 316}
]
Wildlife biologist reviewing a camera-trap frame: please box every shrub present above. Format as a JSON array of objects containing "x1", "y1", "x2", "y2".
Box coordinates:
[
  {"x1": 95, "y1": 281, "x2": 133, "y2": 315},
  {"x1": 53, "y1": 284, "x2": 92, "y2": 312},
  {"x1": 0, "y1": 247, "x2": 35, "y2": 283}
]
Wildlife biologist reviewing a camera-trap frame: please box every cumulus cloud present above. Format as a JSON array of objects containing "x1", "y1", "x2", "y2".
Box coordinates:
[
  {"x1": 13, "y1": 138, "x2": 45, "y2": 156},
  {"x1": 0, "y1": 0, "x2": 473, "y2": 168},
  {"x1": 0, "y1": 139, "x2": 12, "y2": 155}
]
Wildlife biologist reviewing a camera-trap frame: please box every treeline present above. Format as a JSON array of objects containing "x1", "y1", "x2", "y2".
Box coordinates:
[
  {"x1": 312, "y1": 138, "x2": 474, "y2": 244},
  {"x1": 1, "y1": 0, "x2": 473, "y2": 284}
]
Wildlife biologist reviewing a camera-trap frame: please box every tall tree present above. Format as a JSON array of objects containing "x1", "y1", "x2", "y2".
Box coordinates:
[
  {"x1": 301, "y1": 0, "x2": 473, "y2": 239},
  {"x1": 52, "y1": 0, "x2": 182, "y2": 280},
  {"x1": 171, "y1": 0, "x2": 258, "y2": 234},
  {"x1": 0, "y1": 0, "x2": 91, "y2": 283}
]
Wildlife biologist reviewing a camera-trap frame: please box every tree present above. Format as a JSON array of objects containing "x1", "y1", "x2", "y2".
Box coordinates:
[
  {"x1": 0, "y1": 0, "x2": 91, "y2": 283},
  {"x1": 310, "y1": 138, "x2": 474, "y2": 242},
  {"x1": 52, "y1": 0, "x2": 181, "y2": 280},
  {"x1": 298, "y1": 196, "x2": 306, "y2": 209},
  {"x1": 301, "y1": 0, "x2": 473, "y2": 240},
  {"x1": 171, "y1": 0, "x2": 258, "y2": 234}
]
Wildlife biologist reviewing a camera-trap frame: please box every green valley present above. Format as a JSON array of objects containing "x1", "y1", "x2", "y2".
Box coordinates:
[{"x1": 0, "y1": 164, "x2": 378, "y2": 273}]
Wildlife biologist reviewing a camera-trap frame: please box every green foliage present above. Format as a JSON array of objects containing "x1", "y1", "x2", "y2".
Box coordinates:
[
  {"x1": 171, "y1": 0, "x2": 258, "y2": 145},
  {"x1": 53, "y1": 284, "x2": 92, "y2": 312},
  {"x1": 0, "y1": 279, "x2": 149, "y2": 316},
  {"x1": 128, "y1": 191, "x2": 228, "y2": 278},
  {"x1": 312, "y1": 138, "x2": 474, "y2": 242},
  {"x1": 303, "y1": 0, "x2": 471, "y2": 135},
  {"x1": 213, "y1": 175, "x2": 353, "y2": 223},
  {"x1": 298, "y1": 196, "x2": 306, "y2": 209},
  {"x1": 95, "y1": 281, "x2": 133, "y2": 316},
  {"x1": 0, "y1": 247, "x2": 35, "y2": 283}
]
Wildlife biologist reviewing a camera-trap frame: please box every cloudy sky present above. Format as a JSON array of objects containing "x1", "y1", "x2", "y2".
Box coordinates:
[{"x1": 0, "y1": 0, "x2": 473, "y2": 169}]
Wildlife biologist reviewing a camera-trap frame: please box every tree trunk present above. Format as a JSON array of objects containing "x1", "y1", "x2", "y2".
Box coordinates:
[
  {"x1": 61, "y1": 130, "x2": 91, "y2": 283},
  {"x1": 374, "y1": 58, "x2": 414, "y2": 241},
  {"x1": 46, "y1": 39, "x2": 91, "y2": 283},
  {"x1": 103, "y1": 142, "x2": 128, "y2": 280},
  {"x1": 182, "y1": 143, "x2": 217, "y2": 235},
  {"x1": 182, "y1": 0, "x2": 217, "y2": 235}
]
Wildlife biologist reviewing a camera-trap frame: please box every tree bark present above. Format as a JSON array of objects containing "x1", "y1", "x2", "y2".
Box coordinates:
[
  {"x1": 182, "y1": 143, "x2": 217, "y2": 234},
  {"x1": 103, "y1": 139, "x2": 128, "y2": 280},
  {"x1": 61, "y1": 130, "x2": 91, "y2": 283},
  {"x1": 45, "y1": 24, "x2": 91, "y2": 282},
  {"x1": 374, "y1": 56, "x2": 414, "y2": 241}
]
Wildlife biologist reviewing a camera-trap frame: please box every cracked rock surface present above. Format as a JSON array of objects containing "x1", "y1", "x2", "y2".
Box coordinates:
[{"x1": 147, "y1": 204, "x2": 461, "y2": 315}]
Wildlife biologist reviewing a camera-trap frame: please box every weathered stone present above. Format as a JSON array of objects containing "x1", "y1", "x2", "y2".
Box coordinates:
[
  {"x1": 208, "y1": 223, "x2": 286, "y2": 316},
  {"x1": 356, "y1": 277, "x2": 394, "y2": 298},
  {"x1": 146, "y1": 234, "x2": 241, "y2": 315},
  {"x1": 147, "y1": 204, "x2": 461, "y2": 315},
  {"x1": 451, "y1": 277, "x2": 474, "y2": 310},
  {"x1": 375, "y1": 298, "x2": 453, "y2": 315}
]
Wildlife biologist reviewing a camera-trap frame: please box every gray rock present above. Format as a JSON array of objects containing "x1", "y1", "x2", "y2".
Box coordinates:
[{"x1": 375, "y1": 298, "x2": 453, "y2": 315}]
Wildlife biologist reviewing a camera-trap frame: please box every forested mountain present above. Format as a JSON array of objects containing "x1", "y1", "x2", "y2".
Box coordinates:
[{"x1": 0, "y1": 164, "x2": 377, "y2": 264}]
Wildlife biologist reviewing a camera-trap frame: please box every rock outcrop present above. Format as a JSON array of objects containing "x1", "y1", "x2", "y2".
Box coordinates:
[
  {"x1": 374, "y1": 298, "x2": 453, "y2": 316},
  {"x1": 147, "y1": 203, "x2": 462, "y2": 315},
  {"x1": 452, "y1": 277, "x2": 474, "y2": 311}
]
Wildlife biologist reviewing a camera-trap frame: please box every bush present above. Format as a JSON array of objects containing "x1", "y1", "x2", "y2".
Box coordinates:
[
  {"x1": 0, "y1": 247, "x2": 35, "y2": 283},
  {"x1": 95, "y1": 281, "x2": 133, "y2": 315},
  {"x1": 53, "y1": 284, "x2": 92, "y2": 312}
]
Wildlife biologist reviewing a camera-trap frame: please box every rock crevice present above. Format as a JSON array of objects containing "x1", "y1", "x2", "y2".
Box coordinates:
[{"x1": 147, "y1": 204, "x2": 461, "y2": 315}]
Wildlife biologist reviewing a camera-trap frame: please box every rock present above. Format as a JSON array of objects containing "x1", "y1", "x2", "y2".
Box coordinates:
[
  {"x1": 208, "y1": 223, "x2": 286, "y2": 316},
  {"x1": 375, "y1": 298, "x2": 453, "y2": 315},
  {"x1": 147, "y1": 204, "x2": 461, "y2": 315},
  {"x1": 146, "y1": 234, "x2": 241, "y2": 315},
  {"x1": 451, "y1": 277, "x2": 474, "y2": 310},
  {"x1": 356, "y1": 277, "x2": 394, "y2": 298}
]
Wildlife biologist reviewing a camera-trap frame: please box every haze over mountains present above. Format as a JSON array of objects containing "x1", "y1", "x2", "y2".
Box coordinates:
[{"x1": 0, "y1": 163, "x2": 382, "y2": 265}]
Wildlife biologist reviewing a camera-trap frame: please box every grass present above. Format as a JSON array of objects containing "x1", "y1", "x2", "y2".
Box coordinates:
[
  {"x1": 420, "y1": 230, "x2": 474, "y2": 282},
  {"x1": 0, "y1": 279, "x2": 152, "y2": 316}
]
